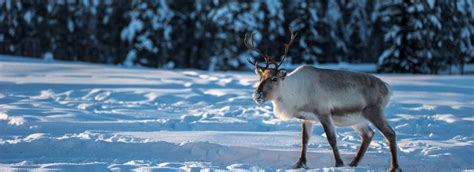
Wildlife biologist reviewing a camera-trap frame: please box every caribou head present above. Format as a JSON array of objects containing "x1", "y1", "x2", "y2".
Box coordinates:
[{"x1": 244, "y1": 31, "x2": 296, "y2": 104}]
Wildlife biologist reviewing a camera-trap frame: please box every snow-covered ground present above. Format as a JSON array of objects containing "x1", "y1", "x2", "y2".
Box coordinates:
[{"x1": 0, "y1": 55, "x2": 473, "y2": 171}]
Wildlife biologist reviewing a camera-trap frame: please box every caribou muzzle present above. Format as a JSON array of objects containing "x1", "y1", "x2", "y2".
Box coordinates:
[{"x1": 253, "y1": 91, "x2": 265, "y2": 104}]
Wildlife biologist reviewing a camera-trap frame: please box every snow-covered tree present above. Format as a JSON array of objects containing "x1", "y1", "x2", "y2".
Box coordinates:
[
  {"x1": 287, "y1": 0, "x2": 325, "y2": 64},
  {"x1": 335, "y1": 0, "x2": 383, "y2": 63},
  {"x1": 286, "y1": 0, "x2": 383, "y2": 64},
  {"x1": 378, "y1": 0, "x2": 473, "y2": 74},
  {"x1": 204, "y1": 0, "x2": 286, "y2": 71},
  {"x1": 378, "y1": 0, "x2": 434, "y2": 73},
  {"x1": 0, "y1": 0, "x2": 45, "y2": 57},
  {"x1": 1, "y1": 0, "x2": 471, "y2": 73},
  {"x1": 438, "y1": 0, "x2": 474, "y2": 75},
  {"x1": 120, "y1": 0, "x2": 174, "y2": 67}
]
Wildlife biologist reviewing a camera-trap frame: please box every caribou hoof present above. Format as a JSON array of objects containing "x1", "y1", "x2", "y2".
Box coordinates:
[
  {"x1": 335, "y1": 160, "x2": 345, "y2": 167},
  {"x1": 292, "y1": 159, "x2": 308, "y2": 169},
  {"x1": 389, "y1": 166, "x2": 402, "y2": 172},
  {"x1": 349, "y1": 161, "x2": 358, "y2": 167}
]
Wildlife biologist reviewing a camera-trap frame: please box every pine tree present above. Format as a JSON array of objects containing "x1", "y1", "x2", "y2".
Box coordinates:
[
  {"x1": 287, "y1": 0, "x2": 334, "y2": 64},
  {"x1": 120, "y1": 0, "x2": 174, "y2": 68},
  {"x1": 378, "y1": 0, "x2": 433, "y2": 73},
  {"x1": 378, "y1": 0, "x2": 473, "y2": 74},
  {"x1": 447, "y1": 0, "x2": 474, "y2": 75}
]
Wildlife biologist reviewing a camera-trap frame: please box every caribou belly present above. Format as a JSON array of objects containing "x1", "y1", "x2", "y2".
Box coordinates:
[{"x1": 332, "y1": 113, "x2": 367, "y2": 127}]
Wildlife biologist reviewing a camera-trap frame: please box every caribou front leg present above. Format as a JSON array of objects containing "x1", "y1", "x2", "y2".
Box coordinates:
[
  {"x1": 319, "y1": 115, "x2": 344, "y2": 167},
  {"x1": 293, "y1": 120, "x2": 313, "y2": 169}
]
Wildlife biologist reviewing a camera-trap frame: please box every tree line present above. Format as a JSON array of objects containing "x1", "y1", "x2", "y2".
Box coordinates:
[{"x1": 0, "y1": 0, "x2": 472, "y2": 74}]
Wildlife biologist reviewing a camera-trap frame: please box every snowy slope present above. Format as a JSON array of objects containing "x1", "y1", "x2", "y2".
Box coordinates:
[{"x1": 0, "y1": 55, "x2": 473, "y2": 171}]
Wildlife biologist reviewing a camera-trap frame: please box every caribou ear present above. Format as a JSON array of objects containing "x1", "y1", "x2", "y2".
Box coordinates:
[{"x1": 278, "y1": 69, "x2": 287, "y2": 78}]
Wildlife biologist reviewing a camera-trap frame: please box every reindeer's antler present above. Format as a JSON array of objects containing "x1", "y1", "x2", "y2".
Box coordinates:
[
  {"x1": 244, "y1": 32, "x2": 273, "y2": 70},
  {"x1": 245, "y1": 31, "x2": 296, "y2": 71},
  {"x1": 276, "y1": 31, "x2": 297, "y2": 70}
]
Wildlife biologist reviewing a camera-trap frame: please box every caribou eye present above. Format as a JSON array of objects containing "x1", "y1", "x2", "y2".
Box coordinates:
[{"x1": 271, "y1": 77, "x2": 277, "y2": 82}]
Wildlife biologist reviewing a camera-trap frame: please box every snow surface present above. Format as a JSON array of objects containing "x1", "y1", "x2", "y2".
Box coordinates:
[{"x1": 0, "y1": 55, "x2": 473, "y2": 171}]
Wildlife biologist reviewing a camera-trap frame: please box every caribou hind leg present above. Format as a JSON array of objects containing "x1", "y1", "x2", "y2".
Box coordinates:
[
  {"x1": 364, "y1": 106, "x2": 401, "y2": 171},
  {"x1": 293, "y1": 120, "x2": 313, "y2": 169},
  {"x1": 349, "y1": 123, "x2": 374, "y2": 167}
]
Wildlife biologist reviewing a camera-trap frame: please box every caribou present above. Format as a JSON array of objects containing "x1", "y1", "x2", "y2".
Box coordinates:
[{"x1": 244, "y1": 31, "x2": 401, "y2": 171}]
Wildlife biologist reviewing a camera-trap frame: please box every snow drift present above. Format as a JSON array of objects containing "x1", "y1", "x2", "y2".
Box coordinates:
[{"x1": 0, "y1": 55, "x2": 473, "y2": 171}]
